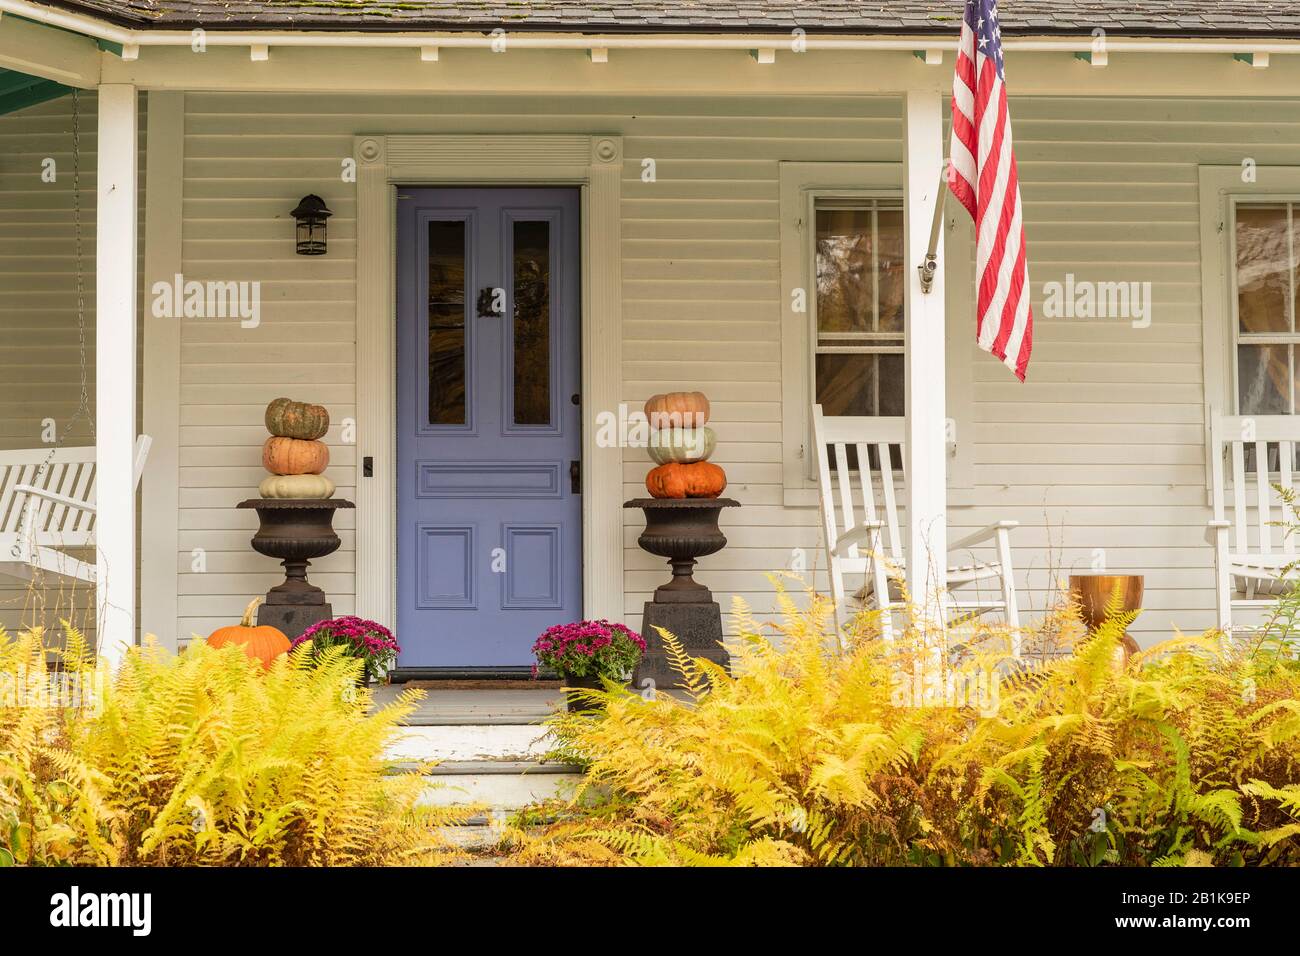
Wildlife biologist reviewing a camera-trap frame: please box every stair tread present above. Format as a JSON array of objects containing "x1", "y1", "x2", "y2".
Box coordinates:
[{"x1": 392, "y1": 759, "x2": 582, "y2": 775}]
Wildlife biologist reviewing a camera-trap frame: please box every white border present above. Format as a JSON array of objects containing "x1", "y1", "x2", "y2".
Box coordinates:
[{"x1": 353, "y1": 134, "x2": 625, "y2": 631}]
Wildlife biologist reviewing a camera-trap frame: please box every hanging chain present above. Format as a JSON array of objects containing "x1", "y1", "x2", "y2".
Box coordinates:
[
  {"x1": 18, "y1": 92, "x2": 94, "y2": 562},
  {"x1": 69, "y1": 87, "x2": 93, "y2": 441}
]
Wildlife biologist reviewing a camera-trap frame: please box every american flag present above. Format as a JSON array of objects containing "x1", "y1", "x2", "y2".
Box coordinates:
[{"x1": 948, "y1": 0, "x2": 1033, "y2": 381}]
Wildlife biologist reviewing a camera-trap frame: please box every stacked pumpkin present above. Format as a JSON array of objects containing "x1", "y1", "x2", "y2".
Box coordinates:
[
  {"x1": 643, "y1": 391, "x2": 727, "y2": 499},
  {"x1": 259, "y1": 397, "x2": 334, "y2": 499}
]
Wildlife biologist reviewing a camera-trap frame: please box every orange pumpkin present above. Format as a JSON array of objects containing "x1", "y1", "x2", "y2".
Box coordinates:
[
  {"x1": 644, "y1": 391, "x2": 710, "y2": 429},
  {"x1": 645, "y1": 461, "x2": 727, "y2": 499},
  {"x1": 206, "y1": 597, "x2": 290, "y2": 669},
  {"x1": 262, "y1": 436, "x2": 329, "y2": 475}
]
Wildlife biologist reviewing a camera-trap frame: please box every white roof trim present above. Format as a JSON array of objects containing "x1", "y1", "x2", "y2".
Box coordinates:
[{"x1": 5, "y1": 0, "x2": 1300, "y2": 57}]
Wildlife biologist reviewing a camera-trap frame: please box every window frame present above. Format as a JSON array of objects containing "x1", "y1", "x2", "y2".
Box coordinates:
[
  {"x1": 810, "y1": 196, "x2": 906, "y2": 422},
  {"x1": 1228, "y1": 198, "x2": 1299, "y2": 417},
  {"x1": 779, "y1": 161, "x2": 974, "y2": 507},
  {"x1": 1198, "y1": 166, "x2": 1300, "y2": 494}
]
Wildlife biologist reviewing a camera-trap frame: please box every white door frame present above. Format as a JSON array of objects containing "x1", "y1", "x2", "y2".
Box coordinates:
[{"x1": 352, "y1": 134, "x2": 625, "y2": 632}]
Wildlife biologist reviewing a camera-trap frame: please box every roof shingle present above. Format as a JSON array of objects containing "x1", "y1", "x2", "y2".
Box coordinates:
[{"x1": 32, "y1": 1, "x2": 1300, "y2": 38}]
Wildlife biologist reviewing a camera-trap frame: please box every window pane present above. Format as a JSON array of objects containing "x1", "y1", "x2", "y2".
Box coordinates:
[
  {"x1": 1238, "y1": 342, "x2": 1290, "y2": 415},
  {"x1": 815, "y1": 353, "x2": 904, "y2": 417},
  {"x1": 1236, "y1": 205, "x2": 1291, "y2": 334},
  {"x1": 816, "y1": 352, "x2": 874, "y2": 416},
  {"x1": 876, "y1": 209, "x2": 905, "y2": 334},
  {"x1": 427, "y1": 220, "x2": 466, "y2": 426},
  {"x1": 512, "y1": 220, "x2": 552, "y2": 426},
  {"x1": 816, "y1": 208, "x2": 874, "y2": 334}
]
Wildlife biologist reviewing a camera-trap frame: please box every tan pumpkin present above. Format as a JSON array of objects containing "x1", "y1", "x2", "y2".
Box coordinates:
[
  {"x1": 206, "y1": 597, "x2": 290, "y2": 670},
  {"x1": 259, "y1": 473, "x2": 335, "y2": 499},
  {"x1": 262, "y1": 436, "x2": 329, "y2": 476},
  {"x1": 645, "y1": 461, "x2": 727, "y2": 499},
  {"x1": 647, "y1": 426, "x2": 716, "y2": 465},
  {"x1": 265, "y1": 397, "x2": 330, "y2": 441},
  {"x1": 644, "y1": 391, "x2": 710, "y2": 429}
]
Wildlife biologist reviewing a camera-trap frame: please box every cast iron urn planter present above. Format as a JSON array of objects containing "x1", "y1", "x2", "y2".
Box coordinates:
[
  {"x1": 237, "y1": 498, "x2": 355, "y2": 639},
  {"x1": 623, "y1": 497, "x2": 739, "y2": 690}
]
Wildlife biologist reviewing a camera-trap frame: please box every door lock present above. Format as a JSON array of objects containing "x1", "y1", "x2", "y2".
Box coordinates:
[
  {"x1": 476, "y1": 287, "x2": 504, "y2": 318},
  {"x1": 570, "y1": 460, "x2": 581, "y2": 495}
]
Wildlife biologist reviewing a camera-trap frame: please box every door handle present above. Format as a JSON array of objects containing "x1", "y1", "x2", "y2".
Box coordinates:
[{"x1": 570, "y1": 460, "x2": 581, "y2": 495}]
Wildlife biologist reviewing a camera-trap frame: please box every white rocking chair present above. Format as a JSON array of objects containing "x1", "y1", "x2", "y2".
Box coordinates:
[
  {"x1": 812, "y1": 405, "x2": 1019, "y2": 640},
  {"x1": 1207, "y1": 412, "x2": 1300, "y2": 636},
  {"x1": 0, "y1": 436, "x2": 152, "y2": 584}
]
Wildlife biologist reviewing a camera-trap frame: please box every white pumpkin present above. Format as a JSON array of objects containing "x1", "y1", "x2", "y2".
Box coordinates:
[
  {"x1": 647, "y1": 426, "x2": 716, "y2": 465},
  {"x1": 258, "y1": 473, "x2": 336, "y2": 500}
]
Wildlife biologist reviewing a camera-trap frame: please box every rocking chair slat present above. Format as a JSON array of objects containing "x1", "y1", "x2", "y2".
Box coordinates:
[
  {"x1": 833, "y1": 442, "x2": 856, "y2": 557},
  {"x1": 877, "y1": 442, "x2": 901, "y2": 562},
  {"x1": 1256, "y1": 440, "x2": 1271, "y2": 554},
  {"x1": 1282, "y1": 442, "x2": 1295, "y2": 554},
  {"x1": 1231, "y1": 440, "x2": 1248, "y2": 554}
]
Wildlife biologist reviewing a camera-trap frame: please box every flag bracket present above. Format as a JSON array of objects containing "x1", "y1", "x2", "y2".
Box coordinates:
[{"x1": 918, "y1": 165, "x2": 948, "y2": 295}]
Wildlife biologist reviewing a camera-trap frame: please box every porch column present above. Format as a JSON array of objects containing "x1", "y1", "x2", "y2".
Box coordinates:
[
  {"x1": 902, "y1": 90, "x2": 948, "y2": 616},
  {"x1": 95, "y1": 84, "x2": 138, "y2": 667}
]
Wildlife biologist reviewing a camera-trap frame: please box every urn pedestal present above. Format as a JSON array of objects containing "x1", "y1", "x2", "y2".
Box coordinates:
[
  {"x1": 237, "y1": 498, "x2": 355, "y2": 640},
  {"x1": 623, "y1": 497, "x2": 739, "y2": 690}
]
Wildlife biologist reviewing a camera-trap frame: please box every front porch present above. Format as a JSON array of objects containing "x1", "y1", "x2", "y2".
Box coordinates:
[{"x1": 5, "y1": 14, "x2": 1300, "y2": 666}]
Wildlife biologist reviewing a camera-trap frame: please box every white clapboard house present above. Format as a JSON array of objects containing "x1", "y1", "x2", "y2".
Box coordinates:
[{"x1": 3, "y1": 0, "x2": 1300, "y2": 685}]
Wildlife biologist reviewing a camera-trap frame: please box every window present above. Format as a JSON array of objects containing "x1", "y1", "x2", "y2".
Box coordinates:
[
  {"x1": 1197, "y1": 167, "x2": 1300, "y2": 487},
  {"x1": 813, "y1": 199, "x2": 905, "y2": 419},
  {"x1": 778, "y1": 161, "x2": 974, "y2": 506},
  {"x1": 1233, "y1": 201, "x2": 1300, "y2": 416}
]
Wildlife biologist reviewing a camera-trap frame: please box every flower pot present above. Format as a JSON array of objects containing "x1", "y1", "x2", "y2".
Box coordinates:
[{"x1": 562, "y1": 671, "x2": 625, "y2": 711}]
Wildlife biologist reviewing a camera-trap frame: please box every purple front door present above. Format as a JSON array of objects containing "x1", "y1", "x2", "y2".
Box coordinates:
[{"x1": 396, "y1": 187, "x2": 582, "y2": 669}]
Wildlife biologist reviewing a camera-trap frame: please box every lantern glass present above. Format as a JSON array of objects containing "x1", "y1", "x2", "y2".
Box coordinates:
[
  {"x1": 296, "y1": 218, "x2": 327, "y2": 256},
  {"x1": 291, "y1": 195, "x2": 331, "y2": 256}
]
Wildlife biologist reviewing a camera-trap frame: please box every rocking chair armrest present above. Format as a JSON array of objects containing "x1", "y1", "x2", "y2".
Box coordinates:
[
  {"x1": 949, "y1": 520, "x2": 1019, "y2": 553},
  {"x1": 11, "y1": 484, "x2": 95, "y2": 515},
  {"x1": 833, "y1": 521, "x2": 885, "y2": 558},
  {"x1": 1207, "y1": 519, "x2": 1231, "y2": 529}
]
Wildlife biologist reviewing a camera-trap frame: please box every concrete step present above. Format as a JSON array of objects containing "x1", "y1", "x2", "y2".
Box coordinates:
[
  {"x1": 420, "y1": 761, "x2": 584, "y2": 810},
  {"x1": 386, "y1": 724, "x2": 556, "y2": 762}
]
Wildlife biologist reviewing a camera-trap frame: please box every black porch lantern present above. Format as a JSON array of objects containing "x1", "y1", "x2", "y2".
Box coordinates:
[{"x1": 291, "y1": 194, "x2": 331, "y2": 256}]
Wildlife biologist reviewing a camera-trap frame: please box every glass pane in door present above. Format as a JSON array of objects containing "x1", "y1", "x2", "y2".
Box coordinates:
[
  {"x1": 512, "y1": 220, "x2": 552, "y2": 426},
  {"x1": 427, "y1": 220, "x2": 467, "y2": 425}
]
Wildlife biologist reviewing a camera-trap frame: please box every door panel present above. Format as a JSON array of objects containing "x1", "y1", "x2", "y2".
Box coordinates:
[{"x1": 396, "y1": 187, "x2": 582, "y2": 667}]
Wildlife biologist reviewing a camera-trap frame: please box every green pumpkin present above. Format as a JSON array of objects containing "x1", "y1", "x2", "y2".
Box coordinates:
[
  {"x1": 258, "y1": 473, "x2": 336, "y2": 500},
  {"x1": 647, "y1": 426, "x2": 716, "y2": 465},
  {"x1": 264, "y1": 397, "x2": 330, "y2": 441}
]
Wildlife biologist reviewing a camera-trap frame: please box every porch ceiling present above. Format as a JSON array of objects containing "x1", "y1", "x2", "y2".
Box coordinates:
[
  {"x1": 0, "y1": 67, "x2": 68, "y2": 113},
  {"x1": 27, "y1": 0, "x2": 1300, "y2": 39}
]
